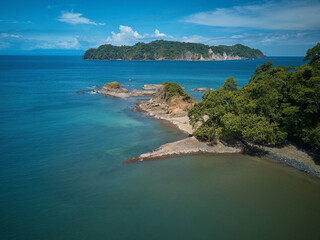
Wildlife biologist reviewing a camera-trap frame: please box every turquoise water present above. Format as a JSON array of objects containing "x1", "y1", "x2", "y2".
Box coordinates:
[{"x1": 1, "y1": 56, "x2": 320, "y2": 240}]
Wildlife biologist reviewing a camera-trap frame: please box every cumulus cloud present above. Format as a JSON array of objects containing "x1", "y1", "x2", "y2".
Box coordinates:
[
  {"x1": 154, "y1": 29, "x2": 166, "y2": 37},
  {"x1": 57, "y1": 11, "x2": 105, "y2": 25},
  {"x1": 182, "y1": 0, "x2": 320, "y2": 30},
  {"x1": 106, "y1": 25, "x2": 143, "y2": 45},
  {"x1": 105, "y1": 26, "x2": 170, "y2": 45},
  {"x1": 181, "y1": 35, "x2": 213, "y2": 44}
]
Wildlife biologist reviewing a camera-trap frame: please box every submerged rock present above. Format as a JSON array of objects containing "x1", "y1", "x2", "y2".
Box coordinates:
[{"x1": 98, "y1": 81, "x2": 157, "y2": 98}]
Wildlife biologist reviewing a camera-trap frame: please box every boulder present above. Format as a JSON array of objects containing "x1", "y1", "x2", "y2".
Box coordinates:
[
  {"x1": 194, "y1": 88, "x2": 212, "y2": 92},
  {"x1": 142, "y1": 84, "x2": 163, "y2": 90}
]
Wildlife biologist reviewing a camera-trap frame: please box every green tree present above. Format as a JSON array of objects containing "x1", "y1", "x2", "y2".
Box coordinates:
[
  {"x1": 303, "y1": 42, "x2": 320, "y2": 64},
  {"x1": 222, "y1": 76, "x2": 238, "y2": 91},
  {"x1": 189, "y1": 43, "x2": 320, "y2": 150}
]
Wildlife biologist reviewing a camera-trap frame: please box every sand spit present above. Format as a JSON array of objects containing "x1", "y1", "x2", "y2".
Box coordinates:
[{"x1": 124, "y1": 136, "x2": 242, "y2": 163}]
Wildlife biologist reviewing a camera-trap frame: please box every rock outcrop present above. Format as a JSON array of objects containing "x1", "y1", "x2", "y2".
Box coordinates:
[
  {"x1": 194, "y1": 88, "x2": 212, "y2": 92},
  {"x1": 98, "y1": 81, "x2": 155, "y2": 98},
  {"x1": 137, "y1": 84, "x2": 195, "y2": 134},
  {"x1": 127, "y1": 84, "x2": 243, "y2": 162},
  {"x1": 142, "y1": 84, "x2": 163, "y2": 90},
  {"x1": 208, "y1": 49, "x2": 245, "y2": 61}
]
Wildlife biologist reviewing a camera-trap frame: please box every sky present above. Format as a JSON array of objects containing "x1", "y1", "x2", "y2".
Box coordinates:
[{"x1": 0, "y1": 0, "x2": 319, "y2": 56}]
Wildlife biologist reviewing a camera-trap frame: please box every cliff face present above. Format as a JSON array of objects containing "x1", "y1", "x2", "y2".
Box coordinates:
[
  {"x1": 149, "y1": 85, "x2": 194, "y2": 116},
  {"x1": 82, "y1": 40, "x2": 266, "y2": 61},
  {"x1": 168, "y1": 49, "x2": 245, "y2": 61}
]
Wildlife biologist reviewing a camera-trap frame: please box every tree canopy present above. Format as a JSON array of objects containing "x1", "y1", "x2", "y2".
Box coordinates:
[
  {"x1": 163, "y1": 81, "x2": 195, "y2": 103},
  {"x1": 189, "y1": 43, "x2": 320, "y2": 150}
]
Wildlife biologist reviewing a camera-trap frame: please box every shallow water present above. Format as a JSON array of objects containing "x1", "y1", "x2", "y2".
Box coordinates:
[{"x1": 1, "y1": 56, "x2": 320, "y2": 240}]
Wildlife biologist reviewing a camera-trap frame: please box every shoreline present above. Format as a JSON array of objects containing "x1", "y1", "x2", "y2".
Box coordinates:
[
  {"x1": 93, "y1": 82, "x2": 320, "y2": 178},
  {"x1": 128, "y1": 97, "x2": 320, "y2": 178},
  {"x1": 82, "y1": 58, "x2": 263, "y2": 62}
]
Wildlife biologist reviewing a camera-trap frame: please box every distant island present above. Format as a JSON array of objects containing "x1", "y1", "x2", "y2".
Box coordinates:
[{"x1": 82, "y1": 40, "x2": 266, "y2": 61}]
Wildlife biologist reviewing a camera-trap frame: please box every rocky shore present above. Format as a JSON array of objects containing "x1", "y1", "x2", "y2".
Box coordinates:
[
  {"x1": 98, "y1": 82, "x2": 155, "y2": 98},
  {"x1": 95, "y1": 81, "x2": 320, "y2": 178},
  {"x1": 133, "y1": 84, "x2": 320, "y2": 177}
]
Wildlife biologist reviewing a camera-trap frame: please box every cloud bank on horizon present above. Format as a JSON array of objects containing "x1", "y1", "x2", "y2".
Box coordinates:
[{"x1": 0, "y1": 0, "x2": 319, "y2": 55}]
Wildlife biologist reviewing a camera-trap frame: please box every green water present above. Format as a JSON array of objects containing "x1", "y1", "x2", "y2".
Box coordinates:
[{"x1": 8, "y1": 154, "x2": 320, "y2": 240}]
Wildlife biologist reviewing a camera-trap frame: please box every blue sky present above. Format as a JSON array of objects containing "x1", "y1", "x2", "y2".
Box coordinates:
[{"x1": 0, "y1": 0, "x2": 319, "y2": 56}]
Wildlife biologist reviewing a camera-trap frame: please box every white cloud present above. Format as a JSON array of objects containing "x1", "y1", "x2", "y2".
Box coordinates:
[
  {"x1": 105, "y1": 26, "x2": 171, "y2": 45},
  {"x1": 182, "y1": 0, "x2": 320, "y2": 30},
  {"x1": 181, "y1": 35, "x2": 212, "y2": 44},
  {"x1": 106, "y1": 25, "x2": 143, "y2": 45},
  {"x1": 154, "y1": 29, "x2": 166, "y2": 37},
  {"x1": 0, "y1": 33, "x2": 21, "y2": 38},
  {"x1": 57, "y1": 11, "x2": 105, "y2": 25}
]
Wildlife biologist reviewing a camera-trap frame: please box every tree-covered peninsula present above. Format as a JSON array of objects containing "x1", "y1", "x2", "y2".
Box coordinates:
[
  {"x1": 82, "y1": 40, "x2": 266, "y2": 60},
  {"x1": 189, "y1": 43, "x2": 320, "y2": 150}
]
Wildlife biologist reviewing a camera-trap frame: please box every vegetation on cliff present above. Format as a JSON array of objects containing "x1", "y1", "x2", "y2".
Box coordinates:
[
  {"x1": 82, "y1": 40, "x2": 265, "y2": 60},
  {"x1": 189, "y1": 43, "x2": 320, "y2": 150},
  {"x1": 103, "y1": 81, "x2": 121, "y2": 88},
  {"x1": 163, "y1": 81, "x2": 195, "y2": 103}
]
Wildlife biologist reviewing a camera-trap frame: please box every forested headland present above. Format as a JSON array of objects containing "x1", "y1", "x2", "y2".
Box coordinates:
[{"x1": 188, "y1": 43, "x2": 320, "y2": 151}]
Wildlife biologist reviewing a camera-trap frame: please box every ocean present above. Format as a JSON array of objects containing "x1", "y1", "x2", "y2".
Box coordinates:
[{"x1": 1, "y1": 56, "x2": 320, "y2": 240}]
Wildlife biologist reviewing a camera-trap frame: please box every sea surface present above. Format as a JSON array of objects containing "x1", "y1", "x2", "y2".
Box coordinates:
[{"x1": 1, "y1": 56, "x2": 320, "y2": 240}]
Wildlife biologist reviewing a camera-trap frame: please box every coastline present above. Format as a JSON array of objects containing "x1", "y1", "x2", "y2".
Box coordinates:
[
  {"x1": 93, "y1": 82, "x2": 320, "y2": 178},
  {"x1": 129, "y1": 95, "x2": 320, "y2": 178},
  {"x1": 82, "y1": 58, "x2": 262, "y2": 62}
]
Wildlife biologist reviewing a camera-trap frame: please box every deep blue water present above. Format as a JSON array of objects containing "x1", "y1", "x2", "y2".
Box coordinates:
[{"x1": 1, "y1": 56, "x2": 320, "y2": 240}]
